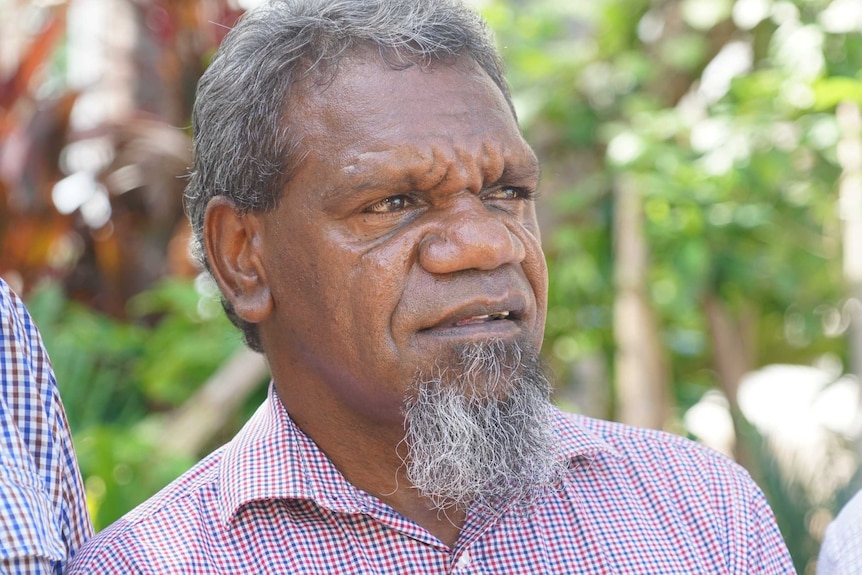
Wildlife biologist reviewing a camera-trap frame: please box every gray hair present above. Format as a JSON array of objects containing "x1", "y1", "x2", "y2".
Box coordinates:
[
  {"x1": 184, "y1": 0, "x2": 513, "y2": 351},
  {"x1": 402, "y1": 338, "x2": 563, "y2": 514}
]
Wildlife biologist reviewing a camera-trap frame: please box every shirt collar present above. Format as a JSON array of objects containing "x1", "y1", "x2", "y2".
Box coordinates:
[
  {"x1": 217, "y1": 385, "x2": 622, "y2": 527},
  {"x1": 551, "y1": 408, "x2": 623, "y2": 462},
  {"x1": 217, "y1": 384, "x2": 368, "y2": 527}
]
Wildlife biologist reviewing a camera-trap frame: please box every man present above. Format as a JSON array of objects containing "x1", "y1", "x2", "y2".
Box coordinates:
[
  {"x1": 818, "y1": 488, "x2": 862, "y2": 574},
  {"x1": 68, "y1": 0, "x2": 796, "y2": 572},
  {"x1": 0, "y1": 277, "x2": 93, "y2": 573}
]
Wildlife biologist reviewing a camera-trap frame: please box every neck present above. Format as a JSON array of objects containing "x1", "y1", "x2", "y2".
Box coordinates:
[
  {"x1": 378, "y1": 486, "x2": 466, "y2": 547},
  {"x1": 276, "y1": 385, "x2": 466, "y2": 547}
]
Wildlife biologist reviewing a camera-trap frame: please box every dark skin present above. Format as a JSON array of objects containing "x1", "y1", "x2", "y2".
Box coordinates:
[{"x1": 204, "y1": 51, "x2": 547, "y2": 547}]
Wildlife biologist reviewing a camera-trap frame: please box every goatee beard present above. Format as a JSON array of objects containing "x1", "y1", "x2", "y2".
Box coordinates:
[{"x1": 401, "y1": 338, "x2": 564, "y2": 515}]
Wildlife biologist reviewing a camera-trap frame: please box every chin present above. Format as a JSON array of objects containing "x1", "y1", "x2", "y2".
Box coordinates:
[{"x1": 401, "y1": 337, "x2": 563, "y2": 513}]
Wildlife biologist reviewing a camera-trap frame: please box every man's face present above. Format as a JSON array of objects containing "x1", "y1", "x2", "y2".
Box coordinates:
[{"x1": 252, "y1": 52, "x2": 547, "y2": 429}]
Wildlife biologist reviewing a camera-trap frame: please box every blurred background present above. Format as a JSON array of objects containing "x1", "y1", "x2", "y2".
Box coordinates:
[{"x1": 1, "y1": 0, "x2": 861, "y2": 571}]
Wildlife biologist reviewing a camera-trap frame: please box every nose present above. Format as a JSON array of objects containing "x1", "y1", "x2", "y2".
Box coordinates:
[{"x1": 418, "y1": 198, "x2": 526, "y2": 275}]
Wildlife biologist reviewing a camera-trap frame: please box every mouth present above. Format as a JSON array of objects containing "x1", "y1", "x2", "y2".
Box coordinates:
[
  {"x1": 418, "y1": 296, "x2": 528, "y2": 337},
  {"x1": 453, "y1": 311, "x2": 512, "y2": 327}
]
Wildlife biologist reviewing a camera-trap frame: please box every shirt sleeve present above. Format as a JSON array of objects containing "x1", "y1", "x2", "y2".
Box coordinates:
[
  {"x1": 746, "y1": 487, "x2": 798, "y2": 574},
  {"x1": 0, "y1": 278, "x2": 93, "y2": 572},
  {"x1": 64, "y1": 519, "x2": 145, "y2": 575},
  {"x1": 818, "y1": 489, "x2": 862, "y2": 575},
  {"x1": 818, "y1": 521, "x2": 840, "y2": 575},
  {"x1": 0, "y1": 472, "x2": 65, "y2": 572},
  {"x1": 0, "y1": 556, "x2": 56, "y2": 575}
]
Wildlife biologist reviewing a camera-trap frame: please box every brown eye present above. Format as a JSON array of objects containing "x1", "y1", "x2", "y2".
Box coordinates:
[
  {"x1": 486, "y1": 186, "x2": 534, "y2": 201},
  {"x1": 366, "y1": 195, "x2": 410, "y2": 214}
]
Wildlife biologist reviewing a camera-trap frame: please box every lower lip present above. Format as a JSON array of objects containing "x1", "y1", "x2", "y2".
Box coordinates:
[{"x1": 418, "y1": 319, "x2": 522, "y2": 340}]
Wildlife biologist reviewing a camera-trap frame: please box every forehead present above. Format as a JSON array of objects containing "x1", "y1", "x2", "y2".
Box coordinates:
[{"x1": 287, "y1": 52, "x2": 538, "y2": 195}]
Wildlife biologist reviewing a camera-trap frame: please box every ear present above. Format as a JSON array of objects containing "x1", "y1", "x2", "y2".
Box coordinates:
[{"x1": 204, "y1": 196, "x2": 273, "y2": 324}]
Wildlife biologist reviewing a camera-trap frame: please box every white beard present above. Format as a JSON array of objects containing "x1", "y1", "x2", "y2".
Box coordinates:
[{"x1": 401, "y1": 338, "x2": 564, "y2": 515}]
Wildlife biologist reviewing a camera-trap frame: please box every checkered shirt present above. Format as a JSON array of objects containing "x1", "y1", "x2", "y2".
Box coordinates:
[
  {"x1": 0, "y1": 278, "x2": 93, "y2": 573},
  {"x1": 68, "y1": 384, "x2": 795, "y2": 574},
  {"x1": 819, "y1": 487, "x2": 862, "y2": 574}
]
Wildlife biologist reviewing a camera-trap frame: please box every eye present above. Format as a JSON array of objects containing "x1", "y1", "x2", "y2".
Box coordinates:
[
  {"x1": 485, "y1": 186, "x2": 535, "y2": 201},
  {"x1": 364, "y1": 195, "x2": 412, "y2": 214}
]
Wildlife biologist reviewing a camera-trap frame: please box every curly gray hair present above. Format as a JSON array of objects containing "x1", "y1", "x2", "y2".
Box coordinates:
[{"x1": 185, "y1": 0, "x2": 513, "y2": 351}]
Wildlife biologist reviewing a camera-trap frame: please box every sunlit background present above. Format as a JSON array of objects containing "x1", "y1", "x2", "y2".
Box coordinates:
[{"x1": 2, "y1": 0, "x2": 862, "y2": 572}]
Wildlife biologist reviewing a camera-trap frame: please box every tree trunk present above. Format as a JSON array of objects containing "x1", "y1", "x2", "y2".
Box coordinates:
[
  {"x1": 158, "y1": 348, "x2": 270, "y2": 458},
  {"x1": 837, "y1": 103, "x2": 862, "y2": 382},
  {"x1": 613, "y1": 173, "x2": 669, "y2": 429},
  {"x1": 702, "y1": 293, "x2": 753, "y2": 409},
  {"x1": 702, "y1": 291, "x2": 759, "y2": 475}
]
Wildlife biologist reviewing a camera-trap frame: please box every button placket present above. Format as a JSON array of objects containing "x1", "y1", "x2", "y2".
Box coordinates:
[{"x1": 453, "y1": 548, "x2": 472, "y2": 572}]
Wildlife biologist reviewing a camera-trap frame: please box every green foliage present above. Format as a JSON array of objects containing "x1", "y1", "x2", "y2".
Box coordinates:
[
  {"x1": 129, "y1": 279, "x2": 243, "y2": 407},
  {"x1": 27, "y1": 277, "x2": 245, "y2": 529},
  {"x1": 27, "y1": 282, "x2": 150, "y2": 430},
  {"x1": 734, "y1": 413, "x2": 818, "y2": 575},
  {"x1": 73, "y1": 423, "x2": 195, "y2": 531},
  {"x1": 482, "y1": 0, "x2": 862, "y2": 569}
]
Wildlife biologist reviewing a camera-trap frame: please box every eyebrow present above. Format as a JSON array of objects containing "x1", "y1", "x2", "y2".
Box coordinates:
[
  {"x1": 496, "y1": 154, "x2": 541, "y2": 186},
  {"x1": 321, "y1": 163, "x2": 414, "y2": 205},
  {"x1": 323, "y1": 147, "x2": 540, "y2": 205}
]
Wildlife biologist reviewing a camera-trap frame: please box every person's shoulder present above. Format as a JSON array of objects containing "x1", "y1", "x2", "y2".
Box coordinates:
[
  {"x1": 66, "y1": 448, "x2": 225, "y2": 573},
  {"x1": 562, "y1": 409, "x2": 736, "y2": 460},
  {"x1": 554, "y1": 411, "x2": 794, "y2": 572},
  {"x1": 0, "y1": 276, "x2": 19, "y2": 312},
  {"x1": 0, "y1": 277, "x2": 36, "y2": 357},
  {"x1": 555, "y1": 409, "x2": 754, "y2": 488},
  {"x1": 819, "y1": 487, "x2": 862, "y2": 573},
  {"x1": 833, "y1": 487, "x2": 862, "y2": 527}
]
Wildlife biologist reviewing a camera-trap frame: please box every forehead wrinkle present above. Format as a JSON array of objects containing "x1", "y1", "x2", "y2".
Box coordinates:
[
  {"x1": 455, "y1": 144, "x2": 484, "y2": 193},
  {"x1": 318, "y1": 118, "x2": 534, "y2": 204},
  {"x1": 367, "y1": 140, "x2": 472, "y2": 195},
  {"x1": 324, "y1": 146, "x2": 444, "y2": 201},
  {"x1": 326, "y1": 136, "x2": 538, "y2": 204},
  {"x1": 407, "y1": 144, "x2": 450, "y2": 192},
  {"x1": 418, "y1": 136, "x2": 506, "y2": 195},
  {"x1": 481, "y1": 140, "x2": 505, "y2": 186},
  {"x1": 422, "y1": 145, "x2": 474, "y2": 195}
]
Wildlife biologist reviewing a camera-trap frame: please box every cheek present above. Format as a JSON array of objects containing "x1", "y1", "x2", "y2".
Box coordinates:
[
  {"x1": 264, "y1": 225, "x2": 348, "y2": 331},
  {"x1": 514, "y1": 218, "x2": 549, "y2": 336},
  {"x1": 532, "y1": 259, "x2": 549, "y2": 341},
  {"x1": 352, "y1": 230, "x2": 420, "y2": 338}
]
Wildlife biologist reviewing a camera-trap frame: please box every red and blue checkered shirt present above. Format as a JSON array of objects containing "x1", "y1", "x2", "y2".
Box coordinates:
[
  {"x1": 68, "y1": 384, "x2": 795, "y2": 574},
  {"x1": 0, "y1": 278, "x2": 93, "y2": 573}
]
